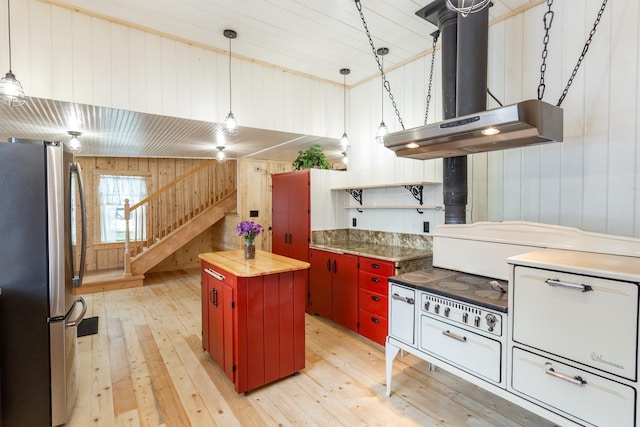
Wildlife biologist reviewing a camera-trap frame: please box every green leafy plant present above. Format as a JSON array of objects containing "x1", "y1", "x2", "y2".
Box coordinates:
[{"x1": 292, "y1": 144, "x2": 331, "y2": 170}]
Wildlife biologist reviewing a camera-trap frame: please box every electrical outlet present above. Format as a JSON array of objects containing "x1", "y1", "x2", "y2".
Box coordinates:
[
  {"x1": 423, "y1": 221, "x2": 429, "y2": 233},
  {"x1": 352, "y1": 218, "x2": 357, "y2": 227}
]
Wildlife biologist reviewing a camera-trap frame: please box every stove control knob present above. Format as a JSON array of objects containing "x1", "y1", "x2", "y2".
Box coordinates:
[
  {"x1": 434, "y1": 304, "x2": 440, "y2": 315},
  {"x1": 462, "y1": 312, "x2": 469, "y2": 323},
  {"x1": 474, "y1": 316, "x2": 481, "y2": 327},
  {"x1": 444, "y1": 307, "x2": 450, "y2": 317},
  {"x1": 485, "y1": 313, "x2": 497, "y2": 328},
  {"x1": 424, "y1": 301, "x2": 430, "y2": 311}
]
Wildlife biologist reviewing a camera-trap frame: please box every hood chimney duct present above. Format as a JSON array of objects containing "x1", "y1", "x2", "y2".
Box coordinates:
[{"x1": 417, "y1": 1, "x2": 489, "y2": 224}]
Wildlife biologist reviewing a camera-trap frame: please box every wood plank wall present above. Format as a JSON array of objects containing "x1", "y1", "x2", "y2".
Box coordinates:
[{"x1": 76, "y1": 156, "x2": 238, "y2": 272}]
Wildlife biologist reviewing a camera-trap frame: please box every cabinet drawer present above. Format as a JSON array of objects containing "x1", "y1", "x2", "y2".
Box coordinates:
[
  {"x1": 420, "y1": 315, "x2": 502, "y2": 383},
  {"x1": 358, "y1": 270, "x2": 388, "y2": 294},
  {"x1": 511, "y1": 347, "x2": 636, "y2": 427},
  {"x1": 359, "y1": 256, "x2": 395, "y2": 276},
  {"x1": 358, "y1": 309, "x2": 387, "y2": 346},
  {"x1": 359, "y1": 288, "x2": 387, "y2": 317},
  {"x1": 512, "y1": 266, "x2": 638, "y2": 380},
  {"x1": 202, "y1": 263, "x2": 237, "y2": 287}
]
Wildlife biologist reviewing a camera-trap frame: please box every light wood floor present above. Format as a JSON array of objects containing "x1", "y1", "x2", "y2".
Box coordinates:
[{"x1": 69, "y1": 269, "x2": 556, "y2": 427}]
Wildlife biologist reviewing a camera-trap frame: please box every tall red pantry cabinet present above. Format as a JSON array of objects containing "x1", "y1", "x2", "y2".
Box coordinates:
[{"x1": 271, "y1": 170, "x2": 310, "y2": 262}]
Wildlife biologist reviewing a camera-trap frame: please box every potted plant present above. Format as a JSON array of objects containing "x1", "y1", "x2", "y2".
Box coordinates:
[{"x1": 292, "y1": 144, "x2": 331, "y2": 170}]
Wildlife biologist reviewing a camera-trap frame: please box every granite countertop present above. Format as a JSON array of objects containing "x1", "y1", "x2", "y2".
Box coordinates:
[
  {"x1": 199, "y1": 250, "x2": 310, "y2": 277},
  {"x1": 309, "y1": 241, "x2": 429, "y2": 263}
]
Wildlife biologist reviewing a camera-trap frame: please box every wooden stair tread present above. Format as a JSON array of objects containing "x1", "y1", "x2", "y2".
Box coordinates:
[{"x1": 76, "y1": 269, "x2": 145, "y2": 295}]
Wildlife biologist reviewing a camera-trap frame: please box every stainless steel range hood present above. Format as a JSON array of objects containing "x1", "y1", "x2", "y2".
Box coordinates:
[{"x1": 383, "y1": 99, "x2": 563, "y2": 160}]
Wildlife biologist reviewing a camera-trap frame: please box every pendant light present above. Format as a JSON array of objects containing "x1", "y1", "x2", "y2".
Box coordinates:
[
  {"x1": 339, "y1": 68, "x2": 350, "y2": 152},
  {"x1": 216, "y1": 145, "x2": 226, "y2": 163},
  {"x1": 67, "y1": 131, "x2": 82, "y2": 152},
  {"x1": 223, "y1": 29, "x2": 238, "y2": 134},
  {"x1": 0, "y1": 0, "x2": 25, "y2": 107},
  {"x1": 375, "y1": 47, "x2": 389, "y2": 144}
]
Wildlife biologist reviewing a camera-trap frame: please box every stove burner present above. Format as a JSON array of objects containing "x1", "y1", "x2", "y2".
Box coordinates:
[
  {"x1": 400, "y1": 272, "x2": 436, "y2": 284},
  {"x1": 456, "y1": 275, "x2": 488, "y2": 285},
  {"x1": 437, "y1": 281, "x2": 470, "y2": 291},
  {"x1": 474, "y1": 290, "x2": 505, "y2": 300}
]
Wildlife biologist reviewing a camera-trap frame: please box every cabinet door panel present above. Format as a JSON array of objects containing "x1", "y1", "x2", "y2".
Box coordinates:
[
  {"x1": 207, "y1": 276, "x2": 224, "y2": 370},
  {"x1": 271, "y1": 173, "x2": 289, "y2": 257},
  {"x1": 309, "y1": 249, "x2": 333, "y2": 318},
  {"x1": 287, "y1": 171, "x2": 310, "y2": 262},
  {"x1": 201, "y1": 268, "x2": 209, "y2": 351},
  {"x1": 332, "y1": 253, "x2": 359, "y2": 331},
  {"x1": 222, "y1": 282, "x2": 235, "y2": 381}
]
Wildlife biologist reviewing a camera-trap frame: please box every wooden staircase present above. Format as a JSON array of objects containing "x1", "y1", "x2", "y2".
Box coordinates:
[{"x1": 78, "y1": 159, "x2": 236, "y2": 294}]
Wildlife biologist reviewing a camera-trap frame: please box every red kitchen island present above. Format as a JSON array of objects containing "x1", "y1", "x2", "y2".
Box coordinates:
[{"x1": 199, "y1": 249, "x2": 310, "y2": 394}]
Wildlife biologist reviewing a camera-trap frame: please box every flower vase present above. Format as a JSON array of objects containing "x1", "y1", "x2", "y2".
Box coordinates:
[{"x1": 244, "y1": 238, "x2": 256, "y2": 259}]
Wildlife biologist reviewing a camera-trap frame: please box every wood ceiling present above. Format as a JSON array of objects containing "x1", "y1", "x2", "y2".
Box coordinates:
[{"x1": 2, "y1": 0, "x2": 541, "y2": 161}]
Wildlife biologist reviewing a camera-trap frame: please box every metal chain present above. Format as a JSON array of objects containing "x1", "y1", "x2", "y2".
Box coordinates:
[
  {"x1": 355, "y1": 0, "x2": 405, "y2": 130},
  {"x1": 424, "y1": 31, "x2": 440, "y2": 125},
  {"x1": 537, "y1": 0, "x2": 554, "y2": 100},
  {"x1": 556, "y1": 0, "x2": 608, "y2": 107}
]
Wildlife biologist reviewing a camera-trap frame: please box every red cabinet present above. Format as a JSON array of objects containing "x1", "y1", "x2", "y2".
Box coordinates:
[
  {"x1": 200, "y1": 254, "x2": 308, "y2": 394},
  {"x1": 358, "y1": 256, "x2": 395, "y2": 346},
  {"x1": 272, "y1": 170, "x2": 309, "y2": 262},
  {"x1": 308, "y1": 248, "x2": 358, "y2": 331}
]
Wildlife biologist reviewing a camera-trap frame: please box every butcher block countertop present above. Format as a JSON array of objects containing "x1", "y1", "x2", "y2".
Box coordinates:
[{"x1": 199, "y1": 250, "x2": 310, "y2": 277}]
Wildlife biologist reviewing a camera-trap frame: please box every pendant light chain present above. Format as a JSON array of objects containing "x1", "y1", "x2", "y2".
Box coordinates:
[
  {"x1": 538, "y1": 0, "x2": 609, "y2": 107},
  {"x1": 424, "y1": 31, "x2": 440, "y2": 125},
  {"x1": 556, "y1": 0, "x2": 608, "y2": 107},
  {"x1": 354, "y1": 0, "x2": 405, "y2": 131}
]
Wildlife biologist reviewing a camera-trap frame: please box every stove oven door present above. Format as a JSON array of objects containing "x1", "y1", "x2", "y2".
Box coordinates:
[
  {"x1": 389, "y1": 283, "x2": 416, "y2": 346},
  {"x1": 420, "y1": 315, "x2": 502, "y2": 384}
]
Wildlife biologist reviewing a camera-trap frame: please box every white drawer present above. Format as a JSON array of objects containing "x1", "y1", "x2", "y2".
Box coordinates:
[
  {"x1": 512, "y1": 265, "x2": 638, "y2": 380},
  {"x1": 420, "y1": 315, "x2": 502, "y2": 383},
  {"x1": 511, "y1": 347, "x2": 636, "y2": 427}
]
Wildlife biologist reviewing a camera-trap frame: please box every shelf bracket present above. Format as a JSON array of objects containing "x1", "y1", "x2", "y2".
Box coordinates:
[
  {"x1": 345, "y1": 189, "x2": 363, "y2": 212},
  {"x1": 416, "y1": 208, "x2": 424, "y2": 214},
  {"x1": 404, "y1": 185, "x2": 424, "y2": 205}
]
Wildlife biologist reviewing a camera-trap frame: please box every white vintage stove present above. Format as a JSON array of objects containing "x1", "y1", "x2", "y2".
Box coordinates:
[{"x1": 386, "y1": 221, "x2": 640, "y2": 427}]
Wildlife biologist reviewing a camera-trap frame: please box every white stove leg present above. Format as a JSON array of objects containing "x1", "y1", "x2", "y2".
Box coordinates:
[{"x1": 385, "y1": 339, "x2": 400, "y2": 397}]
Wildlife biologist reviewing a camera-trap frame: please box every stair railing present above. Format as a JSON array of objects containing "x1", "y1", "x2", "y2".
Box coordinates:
[{"x1": 123, "y1": 159, "x2": 236, "y2": 276}]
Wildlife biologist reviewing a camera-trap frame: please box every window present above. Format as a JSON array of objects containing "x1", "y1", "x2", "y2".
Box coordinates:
[{"x1": 98, "y1": 175, "x2": 148, "y2": 242}]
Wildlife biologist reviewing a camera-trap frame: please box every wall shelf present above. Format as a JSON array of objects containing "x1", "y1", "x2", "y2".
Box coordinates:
[{"x1": 333, "y1": 182, "x2": 442, "y2": 213}]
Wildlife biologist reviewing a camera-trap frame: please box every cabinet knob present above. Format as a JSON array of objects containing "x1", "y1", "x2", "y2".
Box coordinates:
[{"x1": 371, "y1": 295, "x2": 380, "y2": 302}]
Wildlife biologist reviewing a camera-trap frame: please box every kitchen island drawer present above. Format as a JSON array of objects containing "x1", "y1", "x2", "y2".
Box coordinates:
[
  {"x1": 511, "y1": 347, "x2": 636, "y2": 427},
  {"x1": 359, "y1": 256, "x2": 395, "y2": 276},
  {"x1": 359, "y1": 288, "x2": 387, "y2": 316},
  {"x1": 512, "y1": 265, "x2": 638, "y2": 380},
  {"x1": 358, "y1": 308, "x2": 387, "y2": 345}
]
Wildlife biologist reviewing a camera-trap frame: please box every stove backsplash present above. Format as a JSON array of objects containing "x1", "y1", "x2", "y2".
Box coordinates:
[{"x1": 312, "y1": 229, "x2": 432, "y2": 251}]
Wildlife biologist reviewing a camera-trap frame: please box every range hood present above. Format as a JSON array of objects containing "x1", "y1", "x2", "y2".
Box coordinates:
[{"x1": 383, "y1": 99, "x2": 563, "y2": 160}]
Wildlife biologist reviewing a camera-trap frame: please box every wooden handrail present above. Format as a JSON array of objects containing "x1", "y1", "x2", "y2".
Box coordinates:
[
  {"x1": 124, "y1": 159, "x2": 236, "y2": 275},
  {"x1": 130, "y1": 159, "x2": 216, "y2": 211}
]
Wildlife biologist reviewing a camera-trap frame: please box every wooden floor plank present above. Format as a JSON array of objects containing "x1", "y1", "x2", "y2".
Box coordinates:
[{"x1": 68, "y1": 269, "x2": 557, "y2": 427}]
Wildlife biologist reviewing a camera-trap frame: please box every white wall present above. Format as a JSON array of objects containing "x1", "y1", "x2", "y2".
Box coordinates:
[
  {"x1": 3, "y1": 0, "x2": 343, "y2": 138},
  {"x1": 346, "y1": 0, "x2": 640, "y2": 238}
]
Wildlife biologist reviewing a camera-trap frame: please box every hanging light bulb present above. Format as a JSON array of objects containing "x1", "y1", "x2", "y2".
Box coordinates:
[
  {"x1": 0, "y1": 0, "x2": 25, "y2": 107},
  {"x1": 339, "y1": 68, "x2": 350, "y2": 151},
  {"x1": 67, "y1": 131, "x2": 82, "y2": 152},
  {"x1": 216, "y1": 146, "x2": 226, "y2": 163},
  {"x1": 375, "y1": 47, "x2": 389, "y2": 144},
  {"x1": 341, "y1": 151, "x2": 349, "y2": 165},
  {"x1": 223, "y1": 29, "x2": 238, "y2": 135}
]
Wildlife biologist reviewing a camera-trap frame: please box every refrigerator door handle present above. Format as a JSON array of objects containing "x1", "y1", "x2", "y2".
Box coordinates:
[
  {"x1": 66, "y1": 296, "x2": 87, "y2": 327},
  {"x1": 70, "y1": 162, "x2": 87, "y2": 288}
]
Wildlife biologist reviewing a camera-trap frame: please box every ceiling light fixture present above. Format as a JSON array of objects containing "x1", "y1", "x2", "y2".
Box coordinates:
[
  {"x1": 375, "y1": 47, "x2": 389, "y2": 144},
  {"x1": 216, "y1": 145, "x2": 226, "y2": 163},
  {"x1": 341, "y1": 151, "x2": 349, "y2": 165},
  {"x1": 67, "y1": 131, "x2": 82, "y2": 152},
  {"x1": 223, "y1": 29, "x2": 238, "y2": 135},
  {"x1": 339, "y1": 68, "x2": 350, "y2": 151},
  {"x1": 0, "y1": 0, "x2": 25, "y2": 107},
  {"x1": 445, "y1": 0, "x2": 491, "y2": 17}
]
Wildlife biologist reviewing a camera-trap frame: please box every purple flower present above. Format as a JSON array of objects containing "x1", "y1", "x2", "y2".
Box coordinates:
[{"x1": 236, "y1": 220, "x2": 264, "y2": 240}]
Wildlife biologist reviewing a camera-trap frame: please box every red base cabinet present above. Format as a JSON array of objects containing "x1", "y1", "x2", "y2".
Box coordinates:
[
  {"x1": 308, "y1": 248, "x2": 358, "y2": 331},
  {"x1": 200, "y1": 252, "x2": 308, "y2": 394},
  {"x1": 358, "y1": 256, "x2": 395, "y2": 346}
]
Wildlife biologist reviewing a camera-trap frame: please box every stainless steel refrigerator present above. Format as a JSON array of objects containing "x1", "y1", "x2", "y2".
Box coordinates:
[{"x1": 0, "y1": 138, "x2": 87, "y2": 426}]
